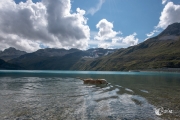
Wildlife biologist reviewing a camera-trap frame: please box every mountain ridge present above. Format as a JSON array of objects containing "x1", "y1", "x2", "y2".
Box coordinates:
[
  {"x1": 158, "y1": 23, "x2": 180, "y2": 37},
  {"x1": 8, "y1": 48, "x2": 116, "y2": 70},
  {"x1": 0, "y1": 47, "x2": 27, "y2": 61}
]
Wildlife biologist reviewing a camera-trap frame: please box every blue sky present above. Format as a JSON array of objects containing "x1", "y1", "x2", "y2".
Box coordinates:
[
  {"x1": 0, "y1": 0, "x2": 180, "y2": 52},
  {"x1": 72, "y1": 0, "x2": 180, "y2": 39},
  {"x1": 73, "y1": 0, "x2": 162, "y2": 35}
]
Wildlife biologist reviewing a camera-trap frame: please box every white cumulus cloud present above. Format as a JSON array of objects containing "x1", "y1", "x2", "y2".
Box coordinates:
[
  {"x1": 122, "y1": 33, "x2": 138, "y2": 46},
  {"x1": 95, "y1": 19, "x2": 121, "y2": 41},
  {"x1": 0, "y1": 0, "x2": 90, "y2": 52},
  {"x1": 157, "y1": 2, "x2": 180, "y2": 29},
  {"x1": 147, "y1": 2, "x2": 180, "y2": 38},
  {"x1": 92, "y1": 19, "x2": 138, "y2": 49}
]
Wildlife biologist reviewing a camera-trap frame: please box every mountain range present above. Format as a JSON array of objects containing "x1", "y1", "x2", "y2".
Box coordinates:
[
  {"x1": 0, "y1": 47, "x2": 26, "y2": 61},
  {"x1": 0, "y1": 47, "x2": 116, "y2": 70},
  {"x1": 0, "y1": 23, "x2": 180, "y2": 71}
]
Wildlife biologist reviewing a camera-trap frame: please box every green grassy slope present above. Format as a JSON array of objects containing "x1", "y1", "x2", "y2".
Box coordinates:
[{"x1": 72, "y1": 36, "x2": 180, "y2": 71}]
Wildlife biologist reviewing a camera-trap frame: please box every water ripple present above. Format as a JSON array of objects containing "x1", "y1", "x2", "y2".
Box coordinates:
[{"x1": 0, "y1": 77, "x2": 163, "y2": 120}]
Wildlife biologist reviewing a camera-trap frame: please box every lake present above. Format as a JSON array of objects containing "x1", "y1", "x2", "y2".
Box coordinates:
[{"x1": 0, "y1": 70, "x2": 180, "y2": 120}]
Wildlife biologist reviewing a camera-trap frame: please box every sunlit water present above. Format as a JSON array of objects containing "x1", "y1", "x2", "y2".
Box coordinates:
[{"x1": 0, "y1": 70, "x2": 180, "y2": 120}]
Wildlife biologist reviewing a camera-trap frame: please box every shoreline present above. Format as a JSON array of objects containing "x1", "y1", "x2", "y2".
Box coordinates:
[
  {"x1": 137, "y1": 68, "x2": 180, "y2": 73},
  {"x1": 0, "y1": 68, "x2": 180, "y2": 73}
]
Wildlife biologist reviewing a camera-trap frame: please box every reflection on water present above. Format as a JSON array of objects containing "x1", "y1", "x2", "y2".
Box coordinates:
[{"x1": 0, "y1": 71, "x2": 180, "y2": 119}]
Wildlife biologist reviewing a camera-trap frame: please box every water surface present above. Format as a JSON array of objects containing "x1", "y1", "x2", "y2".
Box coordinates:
[{"x1": 0, "y1": 70, "x2": 180, "y2": 120}]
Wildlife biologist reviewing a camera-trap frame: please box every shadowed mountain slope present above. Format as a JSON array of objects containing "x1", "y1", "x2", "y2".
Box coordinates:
[
  {"x1": 0, "y1": 47, "x2": 26, "y2": 61},
  {"x1": 8, "y1": 48, "x2": 115, "y2": 70},
  {"x1": 0, "y1": 59, "x2": 23, "y2": 70}
]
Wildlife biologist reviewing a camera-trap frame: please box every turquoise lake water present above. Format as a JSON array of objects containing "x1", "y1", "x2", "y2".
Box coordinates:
[{"x1": 0, "y1": 70, "x2": 180, "y2": 120}]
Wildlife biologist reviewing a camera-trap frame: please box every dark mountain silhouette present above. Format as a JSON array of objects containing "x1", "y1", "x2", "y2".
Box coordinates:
[
  {"x1": 8, "y1": 48, "x2": 116, "y2": 70},
  {"x1": 0, "y1": 47, "x2": 26, "y2": 61},
  {"x1": 33, "y1": 48, "x2": 80, "y2": 57},
  {"x1": 0, "y1": 59, "x2": 23, "y2": 70}
]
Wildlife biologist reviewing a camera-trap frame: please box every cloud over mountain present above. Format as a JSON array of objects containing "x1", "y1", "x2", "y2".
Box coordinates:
[
  {"x1": 95, "y1": 19, "x2": 120, "y2": 41},
  {"x1": 147, "y1": 2, "x2": 180, "y2": 38},
  {"x1": 94, "y1": 19, "x2": 138, "y2": 49},
  {"x1": 0, "y1": 0, "x2": 90, "y2": 52},
  {"x1": 122, "y1": 33, "x2": 138, "y2": 46},
  {"x1": 157, "y1": 2, "x2": 180, "y2": 29}
]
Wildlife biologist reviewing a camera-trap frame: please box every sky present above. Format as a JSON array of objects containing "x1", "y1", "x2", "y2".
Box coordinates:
[{"x1": 0, "y1": 0, "x2": 180, "y2": 52}]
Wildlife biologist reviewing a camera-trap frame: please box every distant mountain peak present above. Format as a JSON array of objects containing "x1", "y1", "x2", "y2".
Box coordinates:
[
  {"x1": 158, "y1": 22, "x2": 180, "y2": 37},
  {"x1": 34, "y1": 48, "x2": 80, "y2": 57},
  {"x1": 3, "y1": 47, "x2": 26, "y2": 53},
  {"x1": 4, "y1": 47, "x2": 16, "y2": 51},
  {"x1": 0, "y1": 47, "x2": 27, "y2": 61}
]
